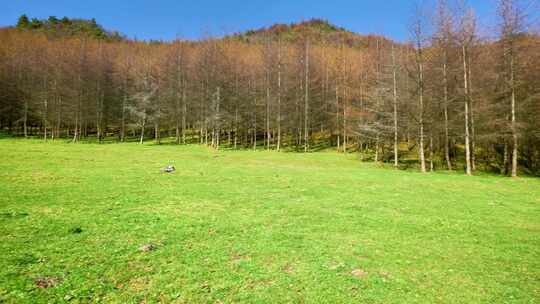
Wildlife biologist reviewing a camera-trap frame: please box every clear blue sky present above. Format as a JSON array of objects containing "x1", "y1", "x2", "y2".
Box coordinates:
[{"x1": 1, "y1": 0, "x2": 500, "y2": 41}]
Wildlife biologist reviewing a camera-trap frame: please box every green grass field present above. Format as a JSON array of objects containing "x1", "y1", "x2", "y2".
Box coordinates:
[{"x1": 1, "y1": 139, "x2": 539, "y2": 303}]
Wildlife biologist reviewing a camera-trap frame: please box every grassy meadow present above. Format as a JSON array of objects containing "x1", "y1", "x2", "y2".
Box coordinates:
[{"x1": 0, "y1": 139, "x2": 539, "y2": 303}]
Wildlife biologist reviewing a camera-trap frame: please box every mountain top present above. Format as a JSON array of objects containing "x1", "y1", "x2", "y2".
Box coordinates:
[
  {"x1": 231, "y1": 18, "x2": 394, "y2": 48},
  {"x1": 15, "y1": 14, "x2": 124, "y2": 41}
]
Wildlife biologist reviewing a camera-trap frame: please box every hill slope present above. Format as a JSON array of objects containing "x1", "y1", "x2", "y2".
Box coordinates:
[{"x1": 231, "y1": 18, "x2": 394, "y2": 48}]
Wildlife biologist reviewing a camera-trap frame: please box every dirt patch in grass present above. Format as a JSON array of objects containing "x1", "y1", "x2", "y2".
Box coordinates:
[
  {"x1": 351, "y1": 269, "x2": 368, "y2": 278},
  {"x1": 34, "y1": 277, "x2": 62, "y2": 288},
  {"x1": 231, "y1": 252, "x2": 251, "y2": 264},
  {"x1": 282, "y1": 263, "x2": 294, "y2": 274},
  {"x1": 127, "y1": 277, "x2": 150, "y2": 292}
]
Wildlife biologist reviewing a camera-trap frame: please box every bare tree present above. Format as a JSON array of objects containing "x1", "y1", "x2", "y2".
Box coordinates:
[
  {"x1": 498, "y1": 0, "x2": 526, "y2": 177},
  {"x1": 435, "y1": 0, "x2": 454, "y2": 170},
  {"x1": 410, "y1": 4, "x2": 429, "y2": 173},
  {"x1": 392, "y1": 45, "x2": 399, "y2": 167},
  {"x1": 304, "y1": 38, "x2": 310, "y2": 152}
]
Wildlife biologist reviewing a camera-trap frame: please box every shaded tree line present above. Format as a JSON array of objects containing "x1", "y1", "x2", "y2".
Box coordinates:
[{"x1": 0, "y1": 0, "x2": 539, "y2": 176}]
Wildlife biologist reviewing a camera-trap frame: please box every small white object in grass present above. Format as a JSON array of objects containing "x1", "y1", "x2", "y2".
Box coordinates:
[
  {"x1": 162, "y1": 165, "x2": 175, "y2": 173},
  {"x1": 139, "y1": 244, "x2": 156, "y2": 252}
]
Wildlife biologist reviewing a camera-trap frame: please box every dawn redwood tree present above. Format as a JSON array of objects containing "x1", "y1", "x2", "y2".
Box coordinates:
[
  {"x1": 303, "y1": 37, "x2": 310, "y2": 152},
  {"x1": 130, "y1": 43, "x2": 157, "y2": 144},
  {"x1": 114, "y1": 41, "x2": 134, "y2": 142},
  {"x1": 391, "y1": 44, "x2": 400, "y2": 167},
  {"x1": 498, "y1": 0, "x2": 525, "y2": 177},
  {"x1": 72, "y1": 38, "x2": 88, "y2": 143},
  {"x1": 434, "y1": 0, "x2": 455, "y2": 170},
  {"x1": 410, "y1": 4, "x2": 429, "y2": 173},
  {"x1": 276, "y1": 38, "x2": 284, "y2": 151},
  {"x1": 457, "y1": 4, "x2": 478, "y2": 175}
]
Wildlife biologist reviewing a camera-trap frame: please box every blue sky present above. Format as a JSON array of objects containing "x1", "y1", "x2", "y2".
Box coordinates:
[{"x1": 1, "y1": 1, "x2": 502, "y2": 41}]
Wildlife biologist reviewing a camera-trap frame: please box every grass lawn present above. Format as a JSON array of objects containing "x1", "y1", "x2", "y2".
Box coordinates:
[{"x1": 0, "y1": 139, "x2": 539, "y2": 303}]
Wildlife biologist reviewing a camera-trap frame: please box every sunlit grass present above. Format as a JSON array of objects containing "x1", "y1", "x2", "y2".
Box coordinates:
[{"x1": 1, "y1": 139, "x2": 539, "y2": 303}]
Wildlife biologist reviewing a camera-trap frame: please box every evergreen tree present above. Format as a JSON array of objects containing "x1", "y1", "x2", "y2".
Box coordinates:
[{"x1": 16, "y1": 15, "x2": 30, "y2": 29}]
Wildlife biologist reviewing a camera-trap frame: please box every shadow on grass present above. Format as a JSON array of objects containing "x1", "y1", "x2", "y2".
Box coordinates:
[{"x1": 2, "y1": 133, "x2": 537, "y2": 177}]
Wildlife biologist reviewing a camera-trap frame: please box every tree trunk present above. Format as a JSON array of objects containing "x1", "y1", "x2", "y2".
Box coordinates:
[
  {"x1": 468, "y1": 59, "x2": 477, "y2": 171},
  {"x1": 121, "y1": 84, "x2": 127, "y2": 142},
  {"x1": 276, "y1": 39, "x2": 282, "y2": 152},
  {"x1": 266, "y1": 82, "x2": 270, "y2": 150},
  {"x1": 182, "y1": 78, "x2": 187, "y2": 144},
  {"x1": 139, "y1": 116, "x2": 146, "y2": 144},
  {"x1": 418, "y1": 51, "x2": 426, "y2": 173},
  {"x1": 463, "y1": 45, "x2": 472, "y2": 176},
  {"x1": 443, "y1": 52, "x2": 452, "y2": 170},
  {"x1": 503, "y1": 138, "x2": 509, "y2": 175},
  {"x1": 72, "y1": 80, "x2": 82, "y2": 143},
  {"x1": 304, "y1": 39, "x2": 310, "y2": 152},
  {"x1": 343, "y1": 88, "x2": 347, "y2": 154},
  {"x1": 336, "y1": 83, "x2": 340, "y2": 151},
  {"x1": 23, "y1": 99, "x2": 28, "y2": 138},
  {"x1": 375, "y1": 39, "x2": 381, "y2": 161},
  {"x1": 155, "y1": 84, "x2": 161, "y2": 144},
  {"x1": 234, "y1": 73, "x2": 239, "y2": 149},
  {"x1": 253, "y1": 83, "x2": 257, "y2": 150},
  {"x1": 392, "y1": 46, "x2": 399, "y2": 168},
  {"x1": 55, "y1": 96, "x2": 62, "y2": 139},
  {"x1": 510, "y1": 55, "x2": 518, "y2": 177},
  {"x1": 43, "y1": 77, "x2": 49, "y2": 141},
  {"x1": 429, "y1": 132, "x2": 434, "y2": 172},
  {"x1": 215, "y1": 87, "x2": 221, "y2": 149},
  {"x1": 96, "y1": 83, "x2": 103, "y2": 142},
  {"x1": 175, "y1": 90, "x2": 181, "y2": 144}
]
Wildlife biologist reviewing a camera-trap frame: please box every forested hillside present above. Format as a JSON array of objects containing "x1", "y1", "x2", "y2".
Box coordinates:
[
  {"x1": 14, "y1": 14, "x2": 124, "y2": 41},
  {"x1": 0, "y1": 0, "x2": 539, "y2": 176}
]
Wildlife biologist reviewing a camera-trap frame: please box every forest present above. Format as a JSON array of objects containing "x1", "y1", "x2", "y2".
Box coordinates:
[{"x1": 0, "y1": 0, "x2": 539, "y2": 176}]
